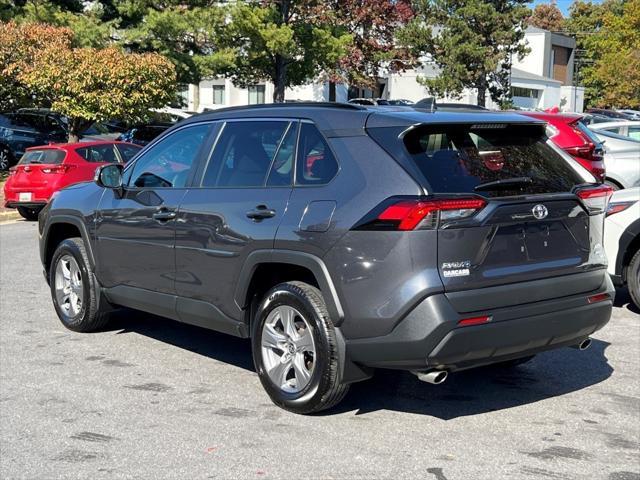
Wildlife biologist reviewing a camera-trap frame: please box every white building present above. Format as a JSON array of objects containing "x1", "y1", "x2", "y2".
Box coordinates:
[{"x1": 183, "y1": 26, "x2": 584, "y2": 112}]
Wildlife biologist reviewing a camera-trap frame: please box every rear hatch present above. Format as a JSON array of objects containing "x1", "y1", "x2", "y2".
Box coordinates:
[
  {"x1": 367, "y1": 121, "x2": 610, "y2": 305},
  {"x1": 11, "y1": 148, "x2": 68, "y2": 190}
]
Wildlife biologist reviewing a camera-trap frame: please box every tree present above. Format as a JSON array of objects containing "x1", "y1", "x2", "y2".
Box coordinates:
[
  {"x1": 217, "y1": 0, "x2": 351, "y2": 103},
  {"x1": 400, "y1": 0, "x2": 531, "y2": 107},
  {"x1": 566, "y1": 0, "x2": 638, "y2": 108},
  {"x1": 9, "y1": 23, "x2": 177, "y2": 142},
  {"x1": 0, "y1": 21, "x2": 73, "y2": 110},
  {"x1": 323, "y1": 0, "x2": 416, "y2": 89},
  {"x1": 528, "y1": 2, "x2": 564, "y2": 31}
]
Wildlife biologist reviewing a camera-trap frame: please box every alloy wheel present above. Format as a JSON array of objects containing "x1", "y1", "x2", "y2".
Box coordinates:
[
  {"x1": 54, "y1": 254, "x2": 84, "y2": 318},
  {"x1": 260, "y1": 305, "x2": 316, "y2": 394}
]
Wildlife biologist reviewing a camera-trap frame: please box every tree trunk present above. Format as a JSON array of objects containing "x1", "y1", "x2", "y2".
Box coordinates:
[
  {"x1": 477, "y1": 84, "x2": 487, "y2": 108},
  {"x1": 68, "y1": 117, "x2": 83, "y2": 143},
  {"x1": 192, "y1": 83, "x2": 200, "y2": 111},
  {"x1": 273, "y1": 54, "x2": 287, "y2": 103}
]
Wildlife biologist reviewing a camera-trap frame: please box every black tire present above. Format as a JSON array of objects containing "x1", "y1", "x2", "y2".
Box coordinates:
[
  {"x1": 628, "y1": 249, "x2": 640, "y2": 310},
  {"x1": 252, "y1": 281, "x2": 349, "y2": 414},
  {"x1": 0, "y1": 144, "x2": 14, "y2": 171},
  {"x1": 49, "y1": 237, "x2": 111, "y2": 332},
  {"x1": 16, "y1": 206, "x2": 41, "y2": 221}
]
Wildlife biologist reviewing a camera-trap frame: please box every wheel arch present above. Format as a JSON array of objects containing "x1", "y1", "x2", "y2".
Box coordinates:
[
  {"x1": 616, "y1": 218, "x2": 640, "y2": 281},
  {"x1": 235, "y1": 250, "x2": 345, "y2": 327},
  {"x1": 43, "y1": 216, "x2": 95, "y2": 277}
]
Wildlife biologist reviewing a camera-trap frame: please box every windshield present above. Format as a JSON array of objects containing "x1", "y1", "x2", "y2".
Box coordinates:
[{"x1": 401, "y1": 123, "x2": 587, "y2": 197}]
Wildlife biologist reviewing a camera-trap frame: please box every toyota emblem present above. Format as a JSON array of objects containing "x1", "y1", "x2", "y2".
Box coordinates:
[{"x1": 532, "y1": 204, "x2": 548, "y2": 220}]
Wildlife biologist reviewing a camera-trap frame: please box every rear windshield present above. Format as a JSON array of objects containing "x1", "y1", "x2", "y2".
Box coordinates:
[
  {"x1": 19, "y1": 149, "x2": 66, "y2": 165},
  {"x1": 399, "y1": 123, "x2": 586, "y2": 196}
]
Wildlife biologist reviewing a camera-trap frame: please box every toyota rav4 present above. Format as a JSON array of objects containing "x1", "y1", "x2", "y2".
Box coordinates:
[{"x1": 38, "y1": 103, "x2": 615, "y2": 413}]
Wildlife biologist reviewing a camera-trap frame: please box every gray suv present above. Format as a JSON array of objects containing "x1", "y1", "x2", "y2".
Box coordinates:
[{"x1": 38, "y1": 103, "x2": 615, "y2": 413}]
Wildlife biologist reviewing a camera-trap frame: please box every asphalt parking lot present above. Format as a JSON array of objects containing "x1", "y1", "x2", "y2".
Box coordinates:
[{"x1": 0, "y1": 220, "x2": 638, "y2": 480}]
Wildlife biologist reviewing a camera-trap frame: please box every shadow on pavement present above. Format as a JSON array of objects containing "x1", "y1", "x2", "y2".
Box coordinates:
[
  {"x1": 106, "y1": 310, "x2": 614, "y2": 419},
  {"x1": 613, "y1": 287, "x2": 639, "y2": 315}
]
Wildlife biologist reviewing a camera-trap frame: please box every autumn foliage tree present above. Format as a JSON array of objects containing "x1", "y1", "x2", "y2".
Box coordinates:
[
  {"x1": 527, "y1": 2, "x2": 564, "y2": 31},
  {"x1": 1, "y1": 21, "x2": 177, "y2": 142}
]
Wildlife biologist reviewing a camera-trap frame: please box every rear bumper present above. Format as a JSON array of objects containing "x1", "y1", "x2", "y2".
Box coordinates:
[
  {"x1": 343, "y1": 272, "x2": 614, "y2": 378},
  {"x1": 5, "y1": 201, "x2": 47, "y2": 209}
]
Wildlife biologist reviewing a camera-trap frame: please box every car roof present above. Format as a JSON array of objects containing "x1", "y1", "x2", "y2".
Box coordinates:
[{"x1": 180, "y1": 103, "x2": 545, "y2": 135}]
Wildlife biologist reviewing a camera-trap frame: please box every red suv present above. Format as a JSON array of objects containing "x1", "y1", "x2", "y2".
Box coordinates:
[
  {"x1": 520, "y1": 112, "x2": 605, "y2": 182},
  {"x1": 3, "y1": 141, "x2": 141, "y2": 220}
]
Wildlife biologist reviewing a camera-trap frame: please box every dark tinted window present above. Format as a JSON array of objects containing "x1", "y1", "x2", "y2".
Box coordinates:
[
  {"x1": 202, "y1": 121, "x2": 290, "y2": 187},
  {"x1": 296, "y1": 123, "x2": 338, "y2": 185},
  {"x1": 266, "y1": 123, "x2": 297, "y2": 186},
  {"x1": 400, "y1": 124, "x2": 585, "y2": 196},
  {"x1": 76, "y1": 145, "x2": 119, "y2": 163},
  {"x1": 19, "y1": 149, "x2": 66, "y2": 165},
  {"x1": 116, "y1": 144, "x2": 142, "y2": 162},
  {"x1": 128, "y1": 123, "x2": 210, "y2": 188}
]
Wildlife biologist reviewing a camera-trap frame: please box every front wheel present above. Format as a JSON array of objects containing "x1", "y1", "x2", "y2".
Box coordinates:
[
  {"x1": 50, "y1": 237, "x2": 111, "y2": 332},
  {"x1": 17, "y1": 206, "x2": 42, "y2": 221},
  {"x1": 628, "y1": 249, "x2": 640, "y2": 310},
  {"x1": 252, "y1": 281, "x2": 349, "y2": 414}
]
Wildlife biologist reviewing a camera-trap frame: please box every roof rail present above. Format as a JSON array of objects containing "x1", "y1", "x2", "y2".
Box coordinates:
[{"x1": 201, "y1": 102, "x2": 367, "y2": 115}]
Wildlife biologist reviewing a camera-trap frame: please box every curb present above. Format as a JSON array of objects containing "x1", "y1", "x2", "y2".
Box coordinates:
[{"x1": 0, "y1": 210, "x2": 21, "y2": 223}]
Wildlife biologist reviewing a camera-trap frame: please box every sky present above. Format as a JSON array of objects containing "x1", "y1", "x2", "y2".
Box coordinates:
[{"x1": 531, "y1": 0, "x2": 604, "y2": 16}]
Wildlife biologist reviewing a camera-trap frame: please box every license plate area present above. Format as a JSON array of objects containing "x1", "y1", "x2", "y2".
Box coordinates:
[{"x1": 19, "y1": 192, "x2": 32, "y2": 202}]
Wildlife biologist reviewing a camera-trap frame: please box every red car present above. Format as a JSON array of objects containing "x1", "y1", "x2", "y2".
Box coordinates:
[
  {"x1": 3, "y1": 141, "x2": 141, "y2": 220},
  {"x1": 520, "y1": 112, "x2": 605, "y2": 182}
]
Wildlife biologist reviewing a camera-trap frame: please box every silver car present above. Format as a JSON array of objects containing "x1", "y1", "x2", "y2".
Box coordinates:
[{"x1": 591, "y1": 128, "x2": 640, "y2": 189}]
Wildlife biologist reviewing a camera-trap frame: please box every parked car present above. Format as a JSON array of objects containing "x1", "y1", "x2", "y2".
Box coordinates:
[
  {"x1": 586, "y1": 108, "x2": 635, "y2": 121},
  {"x1": 580, "y1": 113, "x2": 614, "y2": 125},
  {"x1": 117, "y1": 123, "x2": 172, "y2": 146},
  {"x1": 39, "y1": 103, "x2": 614, "y2": 414},
  {"x1": 604, "y1": 187, "x2": 640, "y2": 309},
  {"x1": 590, "y1": 121, "x2": 640, "y2": 141},
  {"x1": 4, "y1": 141, "x2": 141, "y2": 220},
  {"x1": 520, "y1": 112, "x2": 606, "y2": 182},
  {"x1": 151, "y1": 107, "x2": 197, "y2": 121},
  {"x1": 616, "y1": 109, "x2": 640, "y2": 121},
  {"x1": 589, "y1": 128, "x2": 640, "y2": 190},
  {"x1": 0, "y1": 111, "x2": 68, "y2": 170}
]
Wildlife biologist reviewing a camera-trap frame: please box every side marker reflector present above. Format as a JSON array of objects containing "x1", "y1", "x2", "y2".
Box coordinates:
[{"x1": 457, "y1": 315, "x2": 492, "y2": 326}]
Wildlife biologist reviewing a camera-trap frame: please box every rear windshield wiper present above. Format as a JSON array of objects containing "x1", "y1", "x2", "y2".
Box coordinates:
[{"x1": 474, "y1": 176, "x2": 533, "y2": 191}]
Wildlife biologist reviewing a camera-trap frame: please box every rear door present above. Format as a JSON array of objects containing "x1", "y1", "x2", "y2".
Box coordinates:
[
  {"x1": 371, "y1": 123, "x2": 608, "y2": 295},
  {"x1": 175, "y1": 119, "x2": 297, "y2": 322}
]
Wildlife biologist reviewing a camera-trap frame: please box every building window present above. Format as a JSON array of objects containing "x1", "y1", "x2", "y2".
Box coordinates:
[
  {"x1": 248, "y1": 85, "x2": 265, "y2": 105},
  {"x1": 212, "y1": 85, "x2": 225, "y2": 105},
  {"x1": 511, "y1": 87, "x2": 540, "y2": 99}
]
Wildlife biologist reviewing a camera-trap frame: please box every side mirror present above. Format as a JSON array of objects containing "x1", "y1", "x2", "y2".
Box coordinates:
[{"x1": 95, "y1": 164, "x2": 124, "y2": 191}]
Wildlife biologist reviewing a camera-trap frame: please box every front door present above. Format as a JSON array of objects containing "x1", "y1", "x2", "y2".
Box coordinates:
[
  {"x1": 175, "y1": 120, "x2": 298, "y2": 322},
  {"x1": 94, "y1": 122, "x2": 213, "y2": 295}
]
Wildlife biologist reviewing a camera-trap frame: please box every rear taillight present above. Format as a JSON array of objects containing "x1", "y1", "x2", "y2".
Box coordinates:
[
  {"x1": 41, "y1": 165, "x2": 73, "y2": 174},
  {"x1": 356, "y1": 197, "x2": 487, "y2": 231},
  {"x1": 606, "y1": 201, "x2": 638, "y2": 217},
  {"x1": 576, "y1": 185, "x2": 613, "y2": 214},
  {"x1": 7, "y1": 167, "x2": 16, "y2": 176}
]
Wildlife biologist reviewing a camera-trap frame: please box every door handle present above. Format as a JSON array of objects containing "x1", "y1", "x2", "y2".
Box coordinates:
[
  {"x1": 152, "y1": 208, "x2": 177, "y2": 222},
  {"x1": 246, "y1": 205, "x2": 276, "y2": 220}
]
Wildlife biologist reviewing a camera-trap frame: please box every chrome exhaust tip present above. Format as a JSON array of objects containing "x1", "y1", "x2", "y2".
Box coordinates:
[
  {"x1": 414, "y1": 370, "x2": 448, "y2": 385},
  {"x1": 571, "y1": 338, "x2": 592, "y2": 351}
]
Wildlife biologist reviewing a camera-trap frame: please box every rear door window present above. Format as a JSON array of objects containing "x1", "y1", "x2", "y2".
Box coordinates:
[
  {"x1": 76, "y1": 145, "x2": 119, "y2": 163},
  {"x1": 400, "y1": 123, "x2": 586, "y2": 196},
  {"x1": 19, "y1": 149, "x2": 66, "y2": 165},
  {"x1": 201, "y1": 120, "x2": 291, "y2": 188}
]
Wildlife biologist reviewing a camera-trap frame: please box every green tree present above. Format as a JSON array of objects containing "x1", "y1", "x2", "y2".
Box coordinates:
[
  {"x1": 217, "y1": 0, "x2": 351, "y2": 103},
  {"x1": 400, "y1": 0, "x2": 531, "y2": 107},
  {"x1": 11, "y1": 23, "x2": 176, "y2": 142},
  {"x1": 528, "y1": 2, "x2": 564, "y2": 31}
]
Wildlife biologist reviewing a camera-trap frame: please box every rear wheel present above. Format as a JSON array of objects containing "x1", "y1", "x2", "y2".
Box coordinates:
[
  {"x1": 0, "y1": 145, "x2": 13, "y2": 170},
  {"x1": 50, "y1": 237, "x2": 111, "y2": 332},
  {"x1": 16, "y1": 206, "x2": 41, "y2": 221},
  {"x1": 252, "y1": 281, "x2": 349, "y2": 414},
  {"x1": 628, "y1": 249, "x2": 640, "y2": 310}
]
